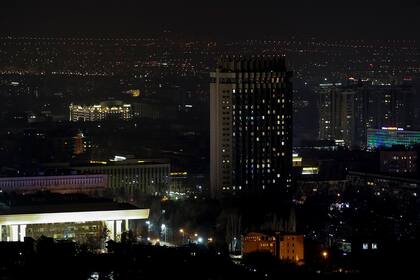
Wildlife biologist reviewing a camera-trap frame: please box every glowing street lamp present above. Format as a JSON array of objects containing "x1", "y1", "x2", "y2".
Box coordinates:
[
  {"x1": 161, "y1": 224, "x2": 167, "y2": 242},
  {"x1": 322, "y1": 250, "x2": 328, "y2": 259}
]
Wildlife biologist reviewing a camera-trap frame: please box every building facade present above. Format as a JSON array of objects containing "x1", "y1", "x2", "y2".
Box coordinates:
[
  {"x1": 279, "y1": 234, "x2": 304, "y2": 264},
  {"x1": 367, "y1": 127, "x2": 420, "y2": 149},
  {"x1": 0, "y1": 205, "x2": 149, "y2": 244},
  {"x1": 69, "y1": 101, "x2": 132, "y2": 122},
  {"x1": 380, "y1": 150, "x2": 417, "y2": 174},
  {"x1": 319, "y1": 82, "x2": 416, "y2": 148},
  {"x1": 73, "y1": 159, "x2": 170, "y2": 196},
  {"x1": 243, "y1": 232, "x2": 276, "y2": 256},
  {"x1": 242, "y1": 232, "x2": 304, "y2": 265},
  {"x1": 0, "y1": 174, "x2": 107, "y2": 194},
  {"x1": 210, "y1": 56, "x2": 293, "y2": 198}
]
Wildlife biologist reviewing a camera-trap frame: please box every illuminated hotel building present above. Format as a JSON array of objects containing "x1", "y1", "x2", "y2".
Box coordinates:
[
  {"x1": 367, "y1": 127, "x2": 420, "y2": 149},
  {"x1": 69, "y1": 101, "x2": 132, "y2": 121},
  {"x1": 210, "y1": 57, "x2": 293, "y2": 198}
]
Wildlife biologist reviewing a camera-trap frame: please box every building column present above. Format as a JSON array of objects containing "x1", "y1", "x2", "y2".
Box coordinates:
[
  {"x1": 116, "y1": 220, "x2": 122, "y2": 241},
  {"x1": 0, "y1": 225, "x2": 3, "y2": 241},
  {"x1": 18, "y1": 225, "x2": 26, "y2": 241},
  {"x1": 10, "y1": 225, "x2": 19, "y2": 241},
  {"x1": 105, "y1": 220, "x2": 115, "y2": 240},
  {"x1": 124, "y1": 219, "x2": 129, "y2": 232}
]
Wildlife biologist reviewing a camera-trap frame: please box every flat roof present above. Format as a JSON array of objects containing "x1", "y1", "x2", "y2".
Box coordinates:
[
  {"x1": 0, "y1": 208, "x2": 149, "y2": 226},
  {"x1": 0, "y1": 202, "x2": 141, "y2": 215}
]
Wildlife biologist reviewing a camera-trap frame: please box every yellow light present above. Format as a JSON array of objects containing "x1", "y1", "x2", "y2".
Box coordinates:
[
  {"x1": 170, "y1": 172, "x2": 188, "y2": 176},
  {"x1": 179, "y1": 229, "x2": 184, "y2": 233},
  {"x1": 322, "y1": 251, "x2": 328, "y2": 258},
  {"x1": 89, "y1": 160, "x2": 107, "y2": 165},
  {"x1": 137, "y1": 160, "x2": 145, "y2": 163}
]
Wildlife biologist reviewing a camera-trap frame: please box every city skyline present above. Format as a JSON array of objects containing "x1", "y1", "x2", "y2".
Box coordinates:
[{"x1": 1, "y1": 2, "x2": 419, "y2": 279}]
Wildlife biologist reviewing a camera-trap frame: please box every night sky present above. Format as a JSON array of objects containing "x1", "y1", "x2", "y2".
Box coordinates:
[{"x1": 2, "y1": 0, "x2": 420, "y2": 39}]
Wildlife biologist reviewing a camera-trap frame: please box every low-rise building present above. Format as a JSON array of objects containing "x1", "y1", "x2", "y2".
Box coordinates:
[
  {"x1": 0, "y1": 201, "x2": 149, "y2": 245},
  {"x1": 243, "y1": 232, "x2": 304, "y2": 265},
  {"x1": 0, "y1": 174, "x2": 107, "y2": 195}
]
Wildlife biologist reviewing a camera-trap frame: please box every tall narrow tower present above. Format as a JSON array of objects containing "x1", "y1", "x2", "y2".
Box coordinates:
[{"x1": 210, "y1": 56, "x2": 293, "y2": 198}]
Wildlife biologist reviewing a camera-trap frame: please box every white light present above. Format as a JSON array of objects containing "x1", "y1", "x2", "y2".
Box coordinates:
[
  {"x1": 197, "y1": 237, "x2": 203, "y2": 243},
  {"x1": 0, "y1": 209, "x2": 149, "y2": 226},
  {"x1": 161, "y1": 224, "x2": 166, "y2": 230}
]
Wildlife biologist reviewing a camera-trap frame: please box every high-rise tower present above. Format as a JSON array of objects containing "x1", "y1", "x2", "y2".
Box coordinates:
[{"x1": 210, "y1": 56, "x2": 293, "y2": 198}]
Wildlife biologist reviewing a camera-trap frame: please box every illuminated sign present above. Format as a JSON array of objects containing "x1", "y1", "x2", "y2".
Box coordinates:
[{"x1": 381, "y1": 127, "x2": 404, "y2": 131}]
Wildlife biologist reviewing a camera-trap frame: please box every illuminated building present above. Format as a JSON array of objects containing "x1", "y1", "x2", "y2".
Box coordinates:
[
  {"x1": 347, "y1": 171, "x2": 420, "y2": 192},
  {"x1": 126, "y1": 89, "x2": 141, "y2": 97},
  {"x1": 292, "y1": 153, "x2": 302, "y2": 167},
  {"x1": 0, "y1": 203, "x2": 149, "y2": 243},
  {"x1": 243, "y1": 232, "x2": 304, "y2": 265},
  {"x1": 367, "y1": 127, "x2": 420, "y2": 149},
  {"x1": 319, "y1": 83, "x2": 416, "y2": 148},
  {"x1": 0, "y1": 174, "x2": 107, "y2": 195},
  {"x1": 18, "y1": 127, "x2": 88, "y2": 162},
  {"x1": 71, "y1": 158, "x2": 170, "y2": 196},
  {"x1": 279, "y1": 234, "x2": 304, "y2": 264},
  {"x1": 301, "y1": 166, "x2": 319, "y2": 175},
  {"x1": 210, "y1": 56, "x2": 293, "y2": 198},
  {"x1": 380, "y1": 150, "x2": 417, "y2": 173},
  {"x1": 69, "y1": 101, "x2": 132, "y2": 121},
  {"x1": 318, "y1": 83, "x2": 360, "y2": 148},
  {"x1": 169, "y1": 171, "x2": 189, "y2": 198},
  {"x1": 73, "y1": 131, "x2": 86, "y2": 155},
  {"x1": 243, "y1": 232, "x2": 276, "y2": 256}
]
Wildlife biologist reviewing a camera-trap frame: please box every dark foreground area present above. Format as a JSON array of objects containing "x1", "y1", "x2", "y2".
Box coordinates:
[{"x1": 1, "y1": 237, "x2": 418, "y2": 280}]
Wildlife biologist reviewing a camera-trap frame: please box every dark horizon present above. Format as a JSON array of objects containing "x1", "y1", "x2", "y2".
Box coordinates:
[{"x1": 2, "y1": 1, "x2": 420, "y2": 40}]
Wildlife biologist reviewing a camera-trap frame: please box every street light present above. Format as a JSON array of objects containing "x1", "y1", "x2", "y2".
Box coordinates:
[
  {"x1": 322, "y1": 250, "x2": 328, "y2": 259},
  {"x1": 145, "y1": 221, "x2": 152, "y2": 236},
  {"x1": 161, "y1": 224, "x2": 167, "y2": 242},
  {"x1": 179, "y1": 228, "x2": 185, "y2": 244}
]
